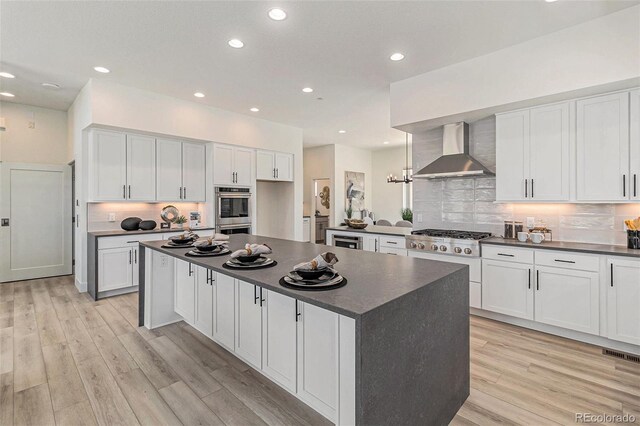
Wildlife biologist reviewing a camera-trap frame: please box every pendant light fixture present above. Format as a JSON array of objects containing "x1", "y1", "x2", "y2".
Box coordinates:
[{"x1": 387, "y1": 132, "x2": 413, "y2": 184}]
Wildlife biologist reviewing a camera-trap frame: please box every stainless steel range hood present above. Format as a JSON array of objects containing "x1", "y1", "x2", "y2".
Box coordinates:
[{"x1": 413, "y1": 122, "x2": 494, "y2": 179}]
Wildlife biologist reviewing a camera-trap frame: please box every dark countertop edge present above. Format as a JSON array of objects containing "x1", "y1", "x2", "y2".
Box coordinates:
[
  {"x1": 89, "y1": 226, "x2": 216, "y2": 238},
  {"x1": 481, "y1": 237, "x2": 640, "y2": 258},
  {"x1": 325, "y1": 225, "x2": 411, "y2": 237},
  {"x1": 139, "y1": 241, "x2": 467, "y2": 319}
]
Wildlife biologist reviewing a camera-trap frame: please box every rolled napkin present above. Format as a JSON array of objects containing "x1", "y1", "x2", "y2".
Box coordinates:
[
  {"x1": 230, "y1": 243, "x2": 272, "y2": 259},
  {"x1": 212, "y1": 233, "x2": 230, "y2": 241},
  {"x1": 294, "y1": 252, "x2": 338, "y2": 271}
]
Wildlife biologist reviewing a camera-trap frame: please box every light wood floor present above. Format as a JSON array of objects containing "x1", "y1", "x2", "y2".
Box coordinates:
[{"x1": 1, "y1": 275, "x2": 638, "y2": 426}]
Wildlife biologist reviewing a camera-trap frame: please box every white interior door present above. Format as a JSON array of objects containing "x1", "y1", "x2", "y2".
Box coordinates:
[{"x1": 0, "y1": 163, "x2": 72, "y2": 282}]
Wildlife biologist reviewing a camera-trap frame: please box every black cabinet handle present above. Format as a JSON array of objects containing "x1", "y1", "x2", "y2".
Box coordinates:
[
  {"x1": 128, "y1": 185, "x2": 131, "y2": 199},
  {"x1": 528, "y1": 269, "x2": 531, "y2": 289},
  {"x1": 524, "y1": 179, "x2": 528, "y2": 198},
  {"x1": 134, "y1": 249, "x2": 137, "y2": 264},
  {"x1": 259, "y1": 287, "x2": 265, "y2": 307},
  {"x1": 188, "y1": 263, "x2": 192, "y2": 277},
  {"x1": 123, "y1": 185, "x2": 126, "y2": 199},
  {"x1": 554, "y1": 259, "x2": 575, "y2": 264},
  {"x1": 610, "y1": 263, "x2": 614, "y2": 287},
  {"x1": 295, "y1": 300, "x2": 301, "y2": 322},
  {"x1": 184, "y1": 187, "x2": 187, "y2": 199},
  {"x1": 536, "y1": 270, "x2": 539, "y2": 291},
  {"x1": 531, "y1": 179, "x2": 534, "y2": 198},
  {"x1": 497, "y1": 253, "x2": 515, "y2": 257},
  {"x1": 273, "y1": 168, "x2": 276, "y2": 178},
  {"x1": 129, "y1": 249, "x2": 132, "y2": 264},
  {"x1": 634, "y1": 174, "x2": 637, "y2": 197},
  {"x1": 254, "y1": 285, "x2": 258, "y2": 305},
  {"x1": 179, "y1": 187, "x2": 183, "y2": 199},
  {"x1": 623, "y1": 175, "x2": 626, "y2": 197},
  {"x1": 276, "y1": 168, "x2": 279, "y2": 178}
]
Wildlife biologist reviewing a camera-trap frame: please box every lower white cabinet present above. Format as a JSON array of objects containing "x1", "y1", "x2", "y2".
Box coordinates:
[
  {"x1": 362, "y1": 235, "x2": 378, "y2": 252},
  {"x1": 174, "y1": 260, "x2": 195, "y2": 324},
  {"x1": 482, "y1": 259, "x2": 533, "y2": 320},
  {"x1": 297, "y1": 301, "x2": 338, "y2": 421},
  {"x1": 235, "y1": 280, "x2": 263, "y2": 369},
  {"x1": 534, "y1": 266, "x2": 599, "y2": 335},
  {"x1": 262, "y1": 290, "x2": 298, "y2": 392},
  {"x1": 607, "y1": 257, "x2": 640, "y2": 345},
  {"x1": 213, "y1": 272, "x2": 236, "y2": 351},
  {"x1": 194, "y1": 266, "x2": 213, "y2": 336},
  {"x1": 98, "y1": 247, "x2": 133, "y2": 292}
]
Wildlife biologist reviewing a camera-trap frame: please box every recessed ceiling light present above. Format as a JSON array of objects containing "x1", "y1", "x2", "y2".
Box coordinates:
[
  {"x1": 94, "y1": 66, "x2": 110, "y2": 73},
  {"x1": 194, "y1": 92, "x2": 205, "y2": 98},
  {"x1": 268, "y1": 8, "x2": 287, "y2": 21},
  {"x1": 228, "y1": 39, "x2": 244, "y2": 48},
  {"x1": 383, "y1": 141, "x2": 390, "y2": 145},
  {"x1": 0, "y1": 72, "x2": 15, "y2": 79},
  {"x1": 42, "y1": 82, "x2": 61, "y2": 89},
  {"x1": 0, "y1": 92, "x2": 15, "y2": 98},
  {"x1": 338, "y1": 130, "x2": 346, "y2": 134},
  {"x1": 390, "y1": 53, "x2": 405, "y2": 61},
  {"x1": 250, "y1": 107, "x2": 260, "y2": 112},
  {"x1": 302, "y1": 87, "x2": 313, "y2": 93}
]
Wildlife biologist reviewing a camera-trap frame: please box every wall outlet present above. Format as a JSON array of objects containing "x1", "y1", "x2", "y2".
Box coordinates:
[
  {"x1": 108, "y1": 213, "x2": 116, "y2": 222},
  {"x1": 526, "y1": 217, "x2": 535, "y2": 228},
  {"x1": 417, "y1": 213, "x2": 423, "y2": 223}
]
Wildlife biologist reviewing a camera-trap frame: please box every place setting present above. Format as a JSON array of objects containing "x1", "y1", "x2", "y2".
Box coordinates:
[
  {"x1": 161, "y1": 231, "x2": 200, "y2": 248},
  {"x1": 185, "y1": 235, "x2": 231, "y2": 257},
  {"x1": 223, "y1": 243, "x2": 277, "y2": 269},
  {"x1": 280, "y1": 252, "x2": 346, "y2": 290}
]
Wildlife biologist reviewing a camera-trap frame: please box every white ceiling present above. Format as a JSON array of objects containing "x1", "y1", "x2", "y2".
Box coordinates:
[{"x1": 1, "y1": 1, "x2": 637, "y2": 149}]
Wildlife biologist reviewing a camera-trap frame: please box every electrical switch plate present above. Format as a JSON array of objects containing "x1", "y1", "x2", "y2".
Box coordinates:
[
  {"x1": 108, "y1": 213, "x2": 116, "y2": 222},
  {"x1": 526, "y1": 217, "x2": 535, "y2": 228}
]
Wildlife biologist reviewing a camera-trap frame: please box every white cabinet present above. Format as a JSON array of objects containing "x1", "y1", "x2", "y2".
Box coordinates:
[
  {"x1": 174, "y1": 260, "x2": 195, "y2": 324},
  {"x1": 157, "y1": 139, "x2": 206, "y2": 202},
  {"x1": 98, "y1": 247, "x2": 133, "y2": 292},
  {"x1": 89, "y1": 130, "x2": 127, "y2": 201},
  {"x1": 302, "y1": 218, "x2": 311, "y2": 242},
  {"x1": 194, "y1": 266, "x2": 213, "y2": 337},
  {"x1": 630, "y1": 89, "x2": 640, "y2": 201},
  {"x1": 126, "y1": 134, "x2": 156, "y2": 201},
  {"x1": 482, "y1": 259, "x2": 533, "y2": 320},
  {"x1": 577, "y1": 92, "x2": 630, "y2": 201},
  {"x1": 607, "y1": 258, "x2": 640, "y2": 346},
  {"x1": 213, "y1": 144, "x2": 253, "y2": 186},
  {"x1": 262, "y1": 290, "x2": 298, "y2": 392},
  {"x1": 256, "y1": 150, "x2": 293, "y2": 181},
  {"x1": 297, "y1": 301, "x2": 338, "y2": 421},
  {"x1": 534, "y1": 266, "x2": 599, "y2": 335},
  {"x1": 213, "y1": 272, "x2": 236, "y2": 351},
  {"x1": 130, "y1": 244, "x2": 141, "y2": 287},
  {"x1": 496, "y1": 102, "x2": 569, "y2": 201},
  {"x1": 362, "y1": 235, "x2": 378, "y2": 252},
  {"x1": 235, "y1": 280, "x2": 263, "y2": 369}
]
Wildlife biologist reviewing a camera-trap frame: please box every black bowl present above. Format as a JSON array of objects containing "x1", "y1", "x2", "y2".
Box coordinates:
[
  {"x1": 296, "y1": 269, "x2": 328, "y2": 280},
  {"x1": 139, "y1": 220, "x2": 157, "y2": 231},
  {"x1": 169, "y1": 235, "x2": 195, "y2": 245},
  {"x1": 121, "y1": 217, "x2": 142, "y2": 231},
  {"x1": 194, "y1": 242, "x2": 223, "y2": 252},
  {"x1": 236, "y1": 254, "x2": 261, "y2": 263}
]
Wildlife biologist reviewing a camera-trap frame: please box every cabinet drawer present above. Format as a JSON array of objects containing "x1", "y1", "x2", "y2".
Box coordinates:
[
  {"x1": 98, "y1": 234, "x2": 161, "y2": 249},
  {"x1": 535, "y1": 250, "x2": 600, "y2": 272},
  {"x1": 379, "y1": 236, "x2": 405, "y2": 248},
  {"x1": 482, "y1": 245, "x2": 533, "y2": 264},
  {"x1": 378, "y1": 247, "x2": 408, "y2": 256}
]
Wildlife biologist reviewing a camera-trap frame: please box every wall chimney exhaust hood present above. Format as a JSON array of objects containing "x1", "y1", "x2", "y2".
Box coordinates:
[{"x1": 412, "y1": 122, "x2": 494, "y2": 179}]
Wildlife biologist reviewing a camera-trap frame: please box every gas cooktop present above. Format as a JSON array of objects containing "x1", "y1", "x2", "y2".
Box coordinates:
[
  {"x1": 406, "y1": 228, "x2": 492, "y2": 256},
  {"x1": 410, "y1": 229, "x2": 492, "y2": 240}
]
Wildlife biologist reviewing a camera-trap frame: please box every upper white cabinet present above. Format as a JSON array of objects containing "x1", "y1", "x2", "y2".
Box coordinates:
[
  {"x1": 496, "y1": 102, "x2": 569, "y2": 201},
  {"x1": 607, "y1": 257, "x2": 640, "y2": 346},
  {"x1": 256, "y1": 150, "x2": 293, "y2": 182},
  {"x1": 213, "y1": 144, "x2": 253, "y2": 186},
  {"x1": 577, "y1": 92, "x2": 630, "y2": 201},
  {"x1": 156, "y1": 139, "x2": 205, "y2": 202},
  {"x1": 630, "y1": 89, "x2": 640, "y2": 201},
  {"x1": 89, "y1": 130, "x2": 128, "y2": 201},
  {"x1": 126, "y1": 134, "x2": 156, "y2": 201}
]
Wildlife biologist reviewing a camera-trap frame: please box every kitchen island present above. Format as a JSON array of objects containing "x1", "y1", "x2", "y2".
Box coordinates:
[{"x1": 138, "y1": 235, "x2": 469, "y2": 425}]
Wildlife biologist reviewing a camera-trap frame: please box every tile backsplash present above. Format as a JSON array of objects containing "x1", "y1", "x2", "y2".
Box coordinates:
[
  {"x1": 87, "y1": 202, "x2": 206, "y2": 232},
  {"x1": 412, "y1": 116, "x2": 639, "y2": 246}
]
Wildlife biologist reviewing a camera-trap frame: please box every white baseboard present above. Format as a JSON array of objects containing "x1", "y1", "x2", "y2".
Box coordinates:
[{"x1": 75, "y1": 277, "x2": 87, "y2": 293}]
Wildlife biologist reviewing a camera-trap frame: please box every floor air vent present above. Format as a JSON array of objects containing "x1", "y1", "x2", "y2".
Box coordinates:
[{"x1": 603, "y1": 348, "x2": 640, "y2": 363}]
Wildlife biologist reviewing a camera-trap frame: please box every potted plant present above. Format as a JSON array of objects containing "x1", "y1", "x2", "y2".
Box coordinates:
[
  {"x1": 401, "y1": 208, "x2": 413, "y2": 223},
  {"x1": 173, "y1": 215, "x2": 187, "y2": 229},
  {"x1": 345, "y1": 205, "x2": 353, "y2": 225}
]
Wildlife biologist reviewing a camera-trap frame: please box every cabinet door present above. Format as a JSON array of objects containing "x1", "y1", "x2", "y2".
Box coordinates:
[
  {"x1": 482, "y1": 259, "x2": 533, "y2": 320},
  {"x1": 235, "y1": 280, "x2": 262, "y2": 369},
  {"x1": 303, "y1": 218, "x2": 310, "y2": 242},
  {"x1": 234, "y1": 148, "x2": 254, "y2": 186},
  {"x1": 182, "y1": 142, "x2": 206, "y2": 201},
  {"x1": 529, "y1": 103, "x2": 570, "y2": 201},
  {"x1": 90, "y1": 130, "x2": 127, "y2": 201},
  {"x1": 577, "y1": 92, "x2": 630, "y2": 201},
  {"x1": 126, "y1": 134, "x2": 156, "y2": 201},
  {"x1": 194, "y1": 266, "x2": 213, "y2": 337},
  {"x1": 362, "y1": 235, "x2": 378, "y2": 252},
  {"x1": 156, "y1": 139, "x2": 183, "y2": 201},
  {"x1": 297, "y1": 302, "x2": 338, "y2": 421},
  {"x1": 534, "y1": 266, "x2": 599, "y2": 335},
  {"x1": 496, "y1": 111, "x2": 529, "y2": 201},
  {"x1": 98, "y1": 247, "x2": 133, "y2": 292},
  {"x1": 131, "y1": 245, "x2": 140, "y2": 287},
  {"x1": 213, "y1": 272, "x2": 236, "y2": 351},
  {"x1": 256, "y1": 151, "x2": 275, "y2": 180},
  {"x1": 607, "y1": 259, "x2": 640, "y2": 345},
  {"x1": 262, "y1": 290, "x2": 297, "y2": 392},
  {"x1": 174, "y1": 260, "x2": 195, "y2": 324},
  {"x1": 275, "y1": 153, "x2": 293, "y2": 181},
  {"x1": 213, "y1": 145, "x2": 234, "y2": 185},
  {"x1": 630, "y1": 89, "x2": 640, "y2": 201}
]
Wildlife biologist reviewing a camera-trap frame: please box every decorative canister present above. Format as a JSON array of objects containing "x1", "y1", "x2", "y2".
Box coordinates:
[{"x1": 628, "y1": 230, "x2": 640, "y2": 249}]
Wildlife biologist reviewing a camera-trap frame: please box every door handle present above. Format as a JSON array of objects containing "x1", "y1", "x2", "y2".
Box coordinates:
[
  {"x1": 276, "y1": 168, "x2": 279, "y2": 178},
  {"x1": 554, "y1": 259, "x2": 575, "y2": 264},
  {"x1": 134, "y1": 249, "x2": 137, "y2": 264},
  {"x1": 531, "y1": 179, "x2": 534, "y2": 198},
  {"x1": 610, "y1": 263, "x2": 614, "y2": 287},
  {"x1": 497, "y1": 253, "x2": 515, "y2": 257},
  {"x1": 123, "y1": 185, "x2": 126, "y2": 199},
  {"x1": 623, "y1": 175, "x2": 626, "y2": 197},
  {"x1": 634, "y1": 174, "x2": 637, "y2": 197},
  {"x1": 179, "y1": 187, "x2": 183, "y2": 199},
  {"x1": 128, "y1": 185, "x2": 131, "y2": 199},
  {"x1": 183, "y1": 187, "x2": 187, "y2": 199},
  {"x1": 273, "y1": 168, "x2": 276, "y2": 178},
  {"x1": 188, "y1": 263, "x2": 192, "y2": 276},
  {"x1": 524, "y1": 179, "x2": 528, "y2": 198},
  {"x1": 528, "y1": 269, "x2": 531, "y2": 289},
  {"x1": 295, "y1": 300, "x2": 301, "y2": 322}
]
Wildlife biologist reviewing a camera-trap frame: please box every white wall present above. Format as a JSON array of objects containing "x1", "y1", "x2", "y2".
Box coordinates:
[
  {"x1": 0, "y1": 102, "x2": 68, "y2": 164},
  {"x1": 371, "y1": 146, "x2": 411, "y2": 224},
  {"x1": 256, "y1": 181, "x2": 295, "y2": 240},
  {"x1": 333, "y1": 144, "x2": 372, "y2": 224},
  {"x1": 391, "y1": 6, "x2": 640, "y2": 127}
]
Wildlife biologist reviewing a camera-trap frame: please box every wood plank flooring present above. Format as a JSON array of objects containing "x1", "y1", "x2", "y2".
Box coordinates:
[{"x1": 1, "y1": 275, "x2": 638, "y2": 425}]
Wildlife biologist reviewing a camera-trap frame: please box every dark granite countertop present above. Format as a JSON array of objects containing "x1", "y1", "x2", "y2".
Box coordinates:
[
  {"x1": 481, "y1": 237, "x2": 640, "y2": 258},
  {"x1": 326, "y1": 225, "x2": 412, "y2": 237},
  {"x1": 141, "y1": 234, "x2": 466, "y2": 318},
  {"x1": 89, "y1": 226, "x2": 215, "y2": 238}
]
